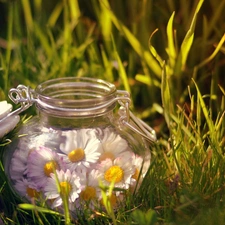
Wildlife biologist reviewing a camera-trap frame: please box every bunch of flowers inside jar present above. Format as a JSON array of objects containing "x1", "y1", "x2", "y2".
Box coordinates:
[
  {"x1": 9, "y1": 127, "x2": 150, "y2": 211},
  {"x1": 1, "y1": 99, "x2": 150, "y2": 213}
]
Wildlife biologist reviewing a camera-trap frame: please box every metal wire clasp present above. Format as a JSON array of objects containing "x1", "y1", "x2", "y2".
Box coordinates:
[
  {"x1": 117, "y1": 90, "x2": 157, "y2": 143},
  {"x1": 4, "y1": 85, "x2": 36, "y2": 120}
]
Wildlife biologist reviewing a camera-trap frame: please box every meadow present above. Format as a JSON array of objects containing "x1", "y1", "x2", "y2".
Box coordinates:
[{"x1": 1, "y1": 0, "x2": 225, "y2": 224}]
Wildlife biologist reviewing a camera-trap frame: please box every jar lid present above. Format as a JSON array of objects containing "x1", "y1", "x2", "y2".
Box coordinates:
[
  {"x1": 6, "y1": 77, "x2": 157, "y2": 143},
  {"x1": 35, "y1": 77, "x2": 119, "y2": 117}
]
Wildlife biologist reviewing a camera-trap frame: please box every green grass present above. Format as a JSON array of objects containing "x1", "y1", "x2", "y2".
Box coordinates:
[{"x1": 1, "y1": 0, "x2": 225, "y2": 224}]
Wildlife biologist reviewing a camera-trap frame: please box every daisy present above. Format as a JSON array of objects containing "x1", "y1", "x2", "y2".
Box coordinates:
[
  {"x1": 30, "y1": 126, "x2": 62, "y2": 150},
  {"x1": 14, "y1": 178, "x2": 42, "y2": 201},
  {"x1": 8, "y1": 136, "x2": 36, "y2": 181},
  {"x1": 44, "y1": 169, "x2": 81, "y2": 208},
  {"x1": 10, "y1": 149, "x2": 29, "y2": 181},
  {"x1": 96, "y1": 155, "x2": 135, "y2": 191},
  {"x1": 97, "y1": 128, "x2": 131, "y2": 162},
  {"x1": 9, "y1": 131, "x2": 61, "y2": 182},
  {"x1": 78, "y1": 169, "x2": 102, "y2": 209},
  {"x1": 59, "y1": 129, "x2": 101, "y2": 172},
  {"x1": 130, "y1": 153, "x2": 151, "y2": 191},
  {"x1": 131, "y1": 153, "x2": 150, "y2": 181},
  {"x1": 0, "y1": 100, "x2": 20, "y2": 138},
  {"x1": 27, "y1": 146, "x2": 65, "y2": 188}
]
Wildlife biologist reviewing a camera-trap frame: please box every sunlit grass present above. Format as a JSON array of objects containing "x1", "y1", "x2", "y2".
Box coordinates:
[{"x1": 1, "y1": 0, "x2": 225, "y2": 224}]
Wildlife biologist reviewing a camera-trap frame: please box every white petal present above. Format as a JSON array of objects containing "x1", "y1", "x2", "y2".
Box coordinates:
[
  {"x1": 51, "y1": 197, "x2": 63, "y2": 208},
  {"x1": 0, "y1": 101, "x2": 12, "y2": 120},
  {"x1": 0, "y1": 115, "x2": 20, "y2": 138}
]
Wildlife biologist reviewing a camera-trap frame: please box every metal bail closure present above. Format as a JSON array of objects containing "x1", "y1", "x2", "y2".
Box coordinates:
[
  {"x1": 4, "y1": 85, "x2": 36, "y2": 120},
  {"x1": 117, "y1": 91, "x2": 157, "y2": 143}
]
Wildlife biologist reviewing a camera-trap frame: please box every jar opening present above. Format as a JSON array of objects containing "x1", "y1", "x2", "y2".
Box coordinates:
[{"x1": 35, "y1": 77, "x2": 117, "y2": 117}]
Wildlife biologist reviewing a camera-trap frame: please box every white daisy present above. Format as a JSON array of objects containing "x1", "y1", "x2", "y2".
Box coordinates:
[
  {"x1": 97, "y1": 128, "x2": 131, "y2": 162},
  {"x1": 78, "y1": 169, "x2": 102, "y2": 209},
  {"x1": 131, "y1": 153, "x2": 150, "y2": 181},
  {"x1": 44, "y1": 169, "x2": 81, "y2": 208},
  {"x1": 14, "y1": 178, "x2": 42, "y2": 201},
  {"x1": 9, "y1": 149, "x2": 29, "y2": 181},
  {"x1": 9, "y1": 132, "x2": 60, "y2": 182},
  {"x1": 27, "y1": 146, "x2": 65, "y2": 188},
  {"x1": 29, "y1": 126, "x2": 62, "y2": 150},
  {"x1": 0, "y1": 101, "x2": 19, "y2": 138},
  {"x1": 59, "y1": 129, "x2": 101, "y2": 172},
  {"x1": 130, "y1": 153, "x2": 150, "y2": 191},
  {"x1": 96, "y1": 155, "x2": 134, "y2": 191},
  {"x1": 9, "y1": 137, "x2": 37, "y2": 181}
]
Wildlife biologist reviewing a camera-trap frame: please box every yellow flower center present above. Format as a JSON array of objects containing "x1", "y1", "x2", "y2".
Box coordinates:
[
  {"x1": 44, "y1": 160, "x2": 59, "y2": 177},
  {"x1": 60, "y1": 181, "x2": 72, "y2": 197},
  {"x1": 26, "y1": 187, "x2": 40, "y2": 198},
  {"x1": 132, "y1": 168, "x2": 140, "y2": 180},
  {"x1": 68, "y1": 148, "x2": 85, "y2": 162},
  {"x1": 80, "y1": 186, "x2": 96, "y2": 201},
  {"x1": 99, "y1": 152, "x2": 115, "y2": 162},
  {"x1": 104, "y1": 165, "x2": 124, "y2": 183}
]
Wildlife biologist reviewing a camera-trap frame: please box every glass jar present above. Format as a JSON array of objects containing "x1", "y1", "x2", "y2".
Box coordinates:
[{"x1": 3, "y1": 77, "x2": 156, "y2": 212}]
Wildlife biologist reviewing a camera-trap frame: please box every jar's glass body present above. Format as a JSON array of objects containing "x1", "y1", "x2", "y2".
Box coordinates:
[{"x1": 4, "y1": 77, "x2": 153, "y2": 211}]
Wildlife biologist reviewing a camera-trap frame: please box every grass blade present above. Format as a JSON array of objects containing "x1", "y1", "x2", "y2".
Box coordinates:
[
  {"x1": 176, "y1": 0, "x2": 204, "y2": 74},
  {"x1": 166, "y1": 11, "x2": 176, "y2": 72},
  {"x1": 161, "y1": 61, "x2": 174, "y2": 127},
  {"x1": 18, "y1": 204, "x2": 62, "y2": 216},
  {"x1": 47, "y1": 1, "x2": 63, "y2": 27},
  {"x1": 193, "y1": 33, "x2": 225, "y2": 78},
  {"x1": 112, "y1": 36, "x2": 131, "y2": 94},
  {"x1": 192, "y1": 79, "x2": 217, "y2": 144},
  {"x1": 21, "y1": 0, "x2": 33, "y2": 31},
  {"x1": 99, "y1": 0, "x2": 162, "y2": 77}
]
